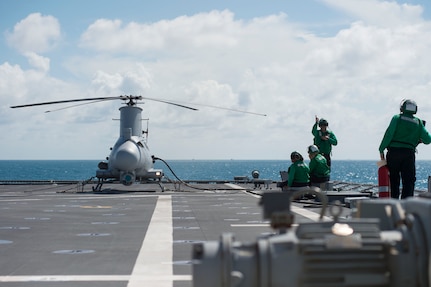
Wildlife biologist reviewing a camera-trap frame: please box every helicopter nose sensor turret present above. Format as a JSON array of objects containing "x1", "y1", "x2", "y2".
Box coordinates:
[{"x1": 120, "y1": 172, "x2": 136, "y2": 186}]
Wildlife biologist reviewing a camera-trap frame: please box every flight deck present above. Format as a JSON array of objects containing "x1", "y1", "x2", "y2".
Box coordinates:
[{"x1": 0, "y1": 182, "x2": 353, "y2": 287}]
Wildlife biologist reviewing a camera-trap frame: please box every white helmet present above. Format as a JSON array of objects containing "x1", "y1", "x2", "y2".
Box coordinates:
[{"x1": 308, "y1": 144, "x2": 319, "y2": 154}]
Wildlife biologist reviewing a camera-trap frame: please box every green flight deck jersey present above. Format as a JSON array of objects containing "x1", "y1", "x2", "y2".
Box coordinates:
[
  {"x1": 309, "y1": 153, "x2": 330, "y2": 178},
  {"x1": 379, "y1": 114, "x2": 431, "y2": 153},
  {"x1": 287, "y1": 160, "x2": 310, "y2": 187},
  {"x1": 312, "y1": 123, "x2": 338, "y2": 155}
]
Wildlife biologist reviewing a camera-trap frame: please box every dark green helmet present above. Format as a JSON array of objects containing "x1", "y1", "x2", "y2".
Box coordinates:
[{"x1": 318, "y1": 118, "x2": 328, "y2": 127}]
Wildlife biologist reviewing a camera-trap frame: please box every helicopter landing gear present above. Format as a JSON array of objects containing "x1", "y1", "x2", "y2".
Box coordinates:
[
  {"x1": 92, "y1": 178, "x2": 105, "y2": 192},
  {"x1": 157, "y1": 181, "x2": 165, "y2": 192}
]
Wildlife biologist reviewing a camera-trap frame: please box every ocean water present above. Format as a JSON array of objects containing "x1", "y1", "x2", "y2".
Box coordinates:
[{"x1": 0, "y1": 160, "x2": 430, "y2": 190}]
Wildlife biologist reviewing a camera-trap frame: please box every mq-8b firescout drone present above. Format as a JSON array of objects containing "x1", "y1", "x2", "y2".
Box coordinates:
[{"x1": 11, "y1": 95, "x2": 266, "y2": 191}]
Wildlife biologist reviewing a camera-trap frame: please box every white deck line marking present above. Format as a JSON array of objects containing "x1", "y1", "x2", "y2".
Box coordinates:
[
  {"x1": 0, "y1": 275, "x2": 191, "y2": 282},
  {"x1": 127, "y1": 195, "x2": 174, "y2": 287},
  {"x1": 0, "y1": 195, "x2": 190, "y2": 285},
  {"x1": 231, "y1": 223, "x2": 298, "y2": 227},
  {"x1": 0, "y1": 275, "x2": 130, "y2": 282},
  {"x1": 224, "y1": 183, "x2": 246, "y2": 190},
  {"x1": 291, "y1": 205, "x2": 331, "y2": 221},
  {"x1": 225, "y1": 184, "x2": 332, "y2": 222},
  {"x1": 231, "y1": 224, "x2": 270, "y2": 227},
  {"x1": 0, "y1": 194, "x2": 160, "y2": 203}
]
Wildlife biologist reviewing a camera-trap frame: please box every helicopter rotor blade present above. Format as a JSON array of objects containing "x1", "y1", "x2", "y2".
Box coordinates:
[
  {"x1": 10, "y1": 95, "x2": 199, "y2": 111},
  {"x1": 44, "y1": 99, "x2": 113, "y2": 113},
  {"x1": 143, "y1": 97, "x2": 267, "y2": 117},
  {"x1": 10, "y1": 95, "x2": 265, "y2": 116},
  {"x1": 10, "y1": 97, "x2": 121, "y2": 109},
  {"x1": 141, "y1": 97, "x2": 198, "y2": 111},
  {"x1": 189, "y1": 103, "x2": 267, "y2": 116}
]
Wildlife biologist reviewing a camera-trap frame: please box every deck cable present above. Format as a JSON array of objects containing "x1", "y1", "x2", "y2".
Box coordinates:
[{"x1": 153, "y1": 157, "x2": 252, "y2": 192}]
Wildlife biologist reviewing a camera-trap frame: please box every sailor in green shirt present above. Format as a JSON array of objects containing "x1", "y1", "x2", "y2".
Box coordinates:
[
  {"x1": 307, "y1": 145, "x2": 330, "y2": 186},
  {"x1": 287, "y1": 151, "x2": 310, "y2": 188},
  {"x1": 379, "y1": 99, "x2": 431, "y2": 199},
  {"x1": 312, "y1": 116, "x2": 337, "y2": 167}
]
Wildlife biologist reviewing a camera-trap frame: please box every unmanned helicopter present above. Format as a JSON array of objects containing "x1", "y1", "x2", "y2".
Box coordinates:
[{"x1": 10, "y1": 95, "x2": 266, "y2": 191}]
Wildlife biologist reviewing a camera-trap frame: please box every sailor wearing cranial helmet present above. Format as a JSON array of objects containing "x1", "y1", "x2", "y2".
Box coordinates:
[{"x1": 379, "y1": 99, "x2": 431, "y2": 199}]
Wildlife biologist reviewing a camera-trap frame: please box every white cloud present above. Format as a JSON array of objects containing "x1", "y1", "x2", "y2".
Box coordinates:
[
  {"x1": 3, "y1": 1, "x2": 431, "y2": 160},
  {"x1": 92, "y1": 70, "x2": 124, "y2": 91},
  {"x1": 79, "y1": 10, "x2": 240, "y2": 53},
  {"x1": 322, "y1": 0, "x2": 424, "y2": 27},
  {"x1": 6, "y1": 13, "x2": 61, "y2": 54},
  {"x1": 24, "y1": 52, "x2": 50, "y2": 72}
]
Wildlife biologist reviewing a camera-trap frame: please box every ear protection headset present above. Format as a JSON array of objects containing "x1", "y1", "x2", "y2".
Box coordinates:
[{"x1": 400, "y1": 99, "x2": 417, "y2": 114}]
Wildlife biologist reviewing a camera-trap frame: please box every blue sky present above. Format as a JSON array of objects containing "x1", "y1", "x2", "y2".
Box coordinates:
[{"x1": 1, "y1": 0, "x2": 431, "y2": 160}]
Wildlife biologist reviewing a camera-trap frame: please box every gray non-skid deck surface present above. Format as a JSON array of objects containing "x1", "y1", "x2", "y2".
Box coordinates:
[{"x1": 0, "y1": 183, "x2": 333, "y2": 286}]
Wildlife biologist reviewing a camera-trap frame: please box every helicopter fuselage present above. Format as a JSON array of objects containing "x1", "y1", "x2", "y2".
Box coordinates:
[{"x1": 96, "y1": 105, "x2": 163, "y2": 186}]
